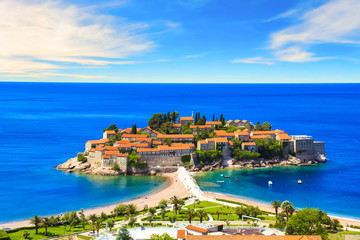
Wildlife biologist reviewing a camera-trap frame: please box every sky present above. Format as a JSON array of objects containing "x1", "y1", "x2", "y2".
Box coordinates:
[{"x1": 0, "y1": 0, "x2": 360, "y2": 83}]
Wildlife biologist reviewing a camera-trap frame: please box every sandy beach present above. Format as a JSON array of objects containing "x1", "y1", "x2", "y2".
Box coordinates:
[{"x1": 1, "y1": 172, "x2": 191, "y2": 229}]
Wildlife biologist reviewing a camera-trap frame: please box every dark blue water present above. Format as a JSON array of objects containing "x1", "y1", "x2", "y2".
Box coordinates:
[{"x1": 0, "y1": 83, "x2": 359, "y2": 222}]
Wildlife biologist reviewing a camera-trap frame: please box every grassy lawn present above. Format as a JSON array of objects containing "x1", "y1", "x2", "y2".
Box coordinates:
[
  {"x1": 185, "y1": 201, "x2": 222, "y2": 209},
  {"x1": 329, "y1": 230, "x2": 360, "y2": 240},
  {"x1": 7, "y1": 224, "x2": 93, "y2": 240}
]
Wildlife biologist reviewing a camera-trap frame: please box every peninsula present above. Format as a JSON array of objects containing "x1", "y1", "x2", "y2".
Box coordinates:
[{"x1": 57, "y1": 111, "x2": 326, "y2": 175}]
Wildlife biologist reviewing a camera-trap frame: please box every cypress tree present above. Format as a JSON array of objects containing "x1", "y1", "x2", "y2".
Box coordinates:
[
  {"x1": 213, "y1": 114, "x2": 215, "y2": 121},
  {"x1": 167, "y1": 112, "x2": 170, "y2": 122},
  {"x1": 131, "y1": 124, "x2": 137, "y2": 134}
]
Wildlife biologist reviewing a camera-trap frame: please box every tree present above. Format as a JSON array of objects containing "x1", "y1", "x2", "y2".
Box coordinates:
[
  {"x1": 68, "y1": 211, "x2": 80, "y2": 231},
  {"x1": 95, "y1": 219, "x2": 102, "y2": 236},
  {"x1": 29, "y1": 215, "x2": 41, "y2": 234},
  {"x1": 100, "y1": 212, "x2": 108, "y2": 223},
  {"x1": 113, "y1": 163, "x2": 120, "y2": 171},
  {"x1": 88, "y1": 214, "x2": 98, "y2": 233},
  {"x1": 159, "y1": 199, "x2": 168, "y2": 207},
  {"x1": 149, "y1": 113, "x2": 164, "y2": 130},
  {"x1": 42, "y1": 217, "x2": 51, "y2": 236},
  {"x1": 117, "y1": 226, "x2": 132, "y2": 240},
  {"x1": 193, "y1": 199, "x2": 200, "y2": 208},
  {"x1": 286, "y1": 208, "x2": 329, "y2": 240},
  {"x1": 131, "y1": 124, "x2": 137, "y2": 134},
  {"x1": 148, "y1": 214, "x2": 154, "y2": 227},
  {"x1": 331, "y1": 219, "x2": 341, "y2": 231},
  {"x1": 168, "y1": 215, "x2": 177, "y2": 223},
  {"x1": 270, "y1": 200, "x2": 281, "y2": 224},
  {"x1": 213, "y1": 114, "x2": 215, "y2": 121},
  {"x1": 114, "y1": 204, "x2": 127, "y2": 218},
  {"x1": 262, "y1": 121, "x2": 272, "y2": 131},
  {"x1": 149, "y1": 207, "x2": 157, "y2": 215},
  {"x1": 103, "y1": 124, "x2": 118, "y2": 132},
  {"x1": 150, "y1": 233, "x2": 176, "y2": 240},
  {"x1": 215, "y1": 210, "x2": 221, "y2": 220},
  {"x1": 185, "y1": 209, "x2": 196, "y2": 223},
  {"x1": 232, "y1": 149, "x2": 260, "y2": 161},
  {"x1": 235, "y1": 206, "x2": 246, "y2": 220},
  {"x1": 220, "y1": 114, "x2": 225, "y2": 126},
  {"x1": 170, "y1": 196, "x2": 184, "y2": 216},
  {"x1": 160, "y1": 209, "x2": 166, "y2": 220},
  {"x1": 107, "y1": 219, "x2": 115, "y2": 231},
  {"x1": 128, "y1": 152, "x2": 141, "y2": 163},
  {"x1": 163, "y1": 138, "x2": 172, "y2": 146},
  {"x1": 125, "y1": 204, "x2": 137, "y2": 216},
  {"x1": 281, "y1": 201, "x2": 293, "y2": 221},
  {"x1": 77, "y1": 153, "x2": 87, "y2": 163},
  {"x1": 79, "y1": 209, "x2": 87, "y2": 230},
  {"x1": 255, "y1": 139, "x2": 283, "y2": 159},
  {"x1": 128, "y1": 217, "x2": 136, "y2": 227},
  {"x1": 197, "y1": 210, "x2": 207, "y2": 223}
]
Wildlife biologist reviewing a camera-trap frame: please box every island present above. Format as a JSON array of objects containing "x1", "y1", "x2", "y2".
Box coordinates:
[{"x1": 57, "y1": 111, "x2": 326, "y2": 175}]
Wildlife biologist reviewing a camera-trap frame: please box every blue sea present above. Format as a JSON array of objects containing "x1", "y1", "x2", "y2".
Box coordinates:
[{"x1": 0, "y1": 83, "x2": 360, "y2": 222}]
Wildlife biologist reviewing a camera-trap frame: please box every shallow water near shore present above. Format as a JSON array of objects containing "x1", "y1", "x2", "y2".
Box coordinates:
[{"x1": 1, "y1": 82, "x2": 360, "y2": 222}]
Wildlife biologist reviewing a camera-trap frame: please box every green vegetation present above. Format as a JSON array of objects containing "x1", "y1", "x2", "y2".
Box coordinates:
[
  {"x1": 195, "y1": 150, "x2": 222, "y2": 165},
  {"x1": 232, "y1": 149, "x2": 260, "y2": 161},
  {"x1": 255, "y1": 121, "x2": 272, "y2": 131},
  {"x1": 113, "y1": 163, "x2": 120, "y2": 171},
  {"x1": 148, "y1": 112, "x2": 179, "y2": 132},
  {"x1": 150, "y1": 233, "x2": 176, "y2": 240},
  {"x1": 103, "y1": 124, "x2": 118, "y2": 132},
  {"x1": 0, "y1": 230, "x2": 10, "y2": 240},
  {"x1": 128, "y1": 152, "x2": 147, "y2": 169},
  {"x1": 255, "y1": 139, "x2": 283, "y2": 159},
  {"x1": 77, "y1": 153, "x2": 87, "y2": 164},
  {"x1": 131, "y1": 124, "x2": 137, "y2": 134},
  {"x1": 117, "y1": 226, "x2": 132, "y2": 240}
]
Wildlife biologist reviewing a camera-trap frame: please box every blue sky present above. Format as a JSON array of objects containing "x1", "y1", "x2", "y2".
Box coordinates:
[{"x1": 0, "y1": 0, "x2": 360, "y2": 83}]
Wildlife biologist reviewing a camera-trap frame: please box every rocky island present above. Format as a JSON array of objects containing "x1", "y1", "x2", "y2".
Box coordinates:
[{"x1": 57, "y1": 111, "x2": 326, "y2": 175}]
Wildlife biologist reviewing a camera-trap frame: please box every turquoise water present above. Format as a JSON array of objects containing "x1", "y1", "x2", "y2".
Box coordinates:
[{"x1": 1, "y1": 83, "x2": 360, "y2": 222}]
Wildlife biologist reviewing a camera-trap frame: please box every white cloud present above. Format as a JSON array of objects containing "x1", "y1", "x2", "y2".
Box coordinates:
[
  {"x1": 231, "y1": 57, "x2": 274, "y2": 65},
  {"x1": 273, "y1": 47, "x2": 332, "y2": 62},
  {"x1": 270, "y1": 0, "x2": 360, "y2": 49},
  {"x1": 265, "y1": 9, "x2": 298, "y2": 22},
  {"x1": 0, "y1": 0, "x2": 153, "y2": 74},
  {"x1": 184, "y1": 52, "x2": 208, "y2": 58}
]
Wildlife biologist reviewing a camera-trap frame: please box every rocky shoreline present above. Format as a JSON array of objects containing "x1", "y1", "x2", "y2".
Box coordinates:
[{"x1": 57, "y1": 153, "x2": 326, "y2": 176}]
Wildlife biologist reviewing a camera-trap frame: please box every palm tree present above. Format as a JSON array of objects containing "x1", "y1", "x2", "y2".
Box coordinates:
[
  {"x1": 95, "y1": 219, "x2": 102, "y2": 237},
  {"x1": 125, "y1": 204, "x2": 137, "y2": 216},
  {"x1": 88, "y1": 214, "x2": 98, "y2": 233},
  {"x1": 185, "y1": 209, "x2": 196, "y2": 223},
  {"x1": 170, "y1": 196, "x2": 183, "y2": 216},
  {"x1": 160, "y1": 209, "x2": 166, "y2": 220},
  {"x1": 281, "y1": 200, "x2": 292, "y2": 221},
  {"x1": 100, "y1": 212, "x2": 107, "y2": 223},
  {"x1": 29, "y1": 215, "x2": 41, "y2": 234},
  {"x1": 197, "y1": 210, "x2": 207, "y2": 223},
  {"x1": 159, "y1": 199, "x2": 168, "y2": 207},
  {"x1": 42, "y1": 217, "x2": 51, "y2": 236},
  {"x1": 215, "y1": 210, "x2": 221, "y2": 221},
  {"x1": 148, "y1": 214, "x2": 154, "y2": 227},
  {"x1": 193, "y1": 199, "x2": 200, "y2": 208},
  {"x1": 270, "y1": 200, "x2": 281, "y2": 223}
]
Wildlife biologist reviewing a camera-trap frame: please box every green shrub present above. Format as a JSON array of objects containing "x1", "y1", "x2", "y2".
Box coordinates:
[
  {"x1": 181, "y1": 155, "x2": 191, "y2": 163},
  {"x1": 0, "y1": 230, "x2": 10, "y2": 240},
  {"x1": 113, "y1": 164, "x2": 120, "y2": 171},
  {"x1": 77, "y1": 153, "x2": 87, "y2": 163}
]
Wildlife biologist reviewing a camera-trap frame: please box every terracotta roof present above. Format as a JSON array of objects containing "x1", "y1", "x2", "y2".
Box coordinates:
[
  {"x1": 117, "y1": 139, "x2": 131, "y2": 144},
  {"x1": 177, "y1": 230, "x2": 186, "y2": 239},
  {"x1": 88, "y1": 139, "x2": 109, "y2": 144},
  {"x1": 105, "y1": 151, "x2": 119, "y2": 155},
  {"x1": 214, "y1": 138, "x2": 229, "y2": 143},
  {"x1": 143, "y1": 126, "x2": 152, "y2": 130},
  {"x1": 250, "y1": 135, "x2": 272, "y2": 139},
  {"x1": 106, "y1": 130, "x2": 116, "y2": 134},
  {"x1": 242, "y1": 120, "x2": 249, "y2": 123},
  {"x1": 226, "y1": 120, "x2": 233, "y2": 123},
  {"x1": 137, "y1": 148, "x2": 160, "y2": 152},
  {"x1": 171, "y1": 143, "x2": 195, "y2": 148},
  {"x1": 103, "y1": 155, "x2": 110, "y2": 159},
  {"x1": 198, "y1": 140, "x2": 208, "y2": 144},
  {"x1": 243, "y1": 142, "x2": 257, "y2": 146},
  {"x1": 134, "y1": 138, "x2": 151, "y2": 142},
  {"x1": 277, "y1": 133, "x2": 291, "y2": 140},
  {"x1": 229, "y1": 142, "x2": 233, "y2": 145},
  {"x1": 157, "y1": 134, "x2": 194, "y2": 139},
  {"x1": 153, "y1": 130, "x2": 161, "y2": 135},
  {"x1": 123, "y1": 128, "x2": 132, "y2": 133},
  {"x1": 117, "y1": 153, "x2": 128, "y2": 157},
  {"x1": 130, "y1": 143, "x2": 148, "y2": 148},
  {"x1": 235, "y1": 130, "x2": 250, "y2": 136},
  {"x1": 95, "y1": 144, "x2": 105, "y2": 151},
  {"x1": 274, "y1": 129, "x2": 286, "y2": 134},
  {"x1": 89, "y1": 148, "x2": 95, "y2": 152},
  {"x1": 186, "y1": 236, "x2": 322, "y2": 240},
  {"x1": 185, "y1": 225, "x2": 208, "y2": 233},
  {"x1": 206, "y1": 121, "x2": 222, "y2": 125},
  {"x1": 118, "y1": 144, "x2": 131, "y2": 149},
  {"x1": 252, "y1": 131, "x2": 276, "y2": 135},
  {"x1": 104, "y1": 146, "x2": 118, "y2": 151},
  {"x1": 122, "y1": 134, "x2": 148, "y2": 138},
  {"x1": 179, "y1": 117, "x2": 194, "y2": 121},
  {"x1": 234, "y1": 120, "x2": 241, "y2": 123},
  {"x1": 215, "y1": 131, "x2": 235, "y2": 137},
  {"x1": 173, "y1": 123, "x2": 181, "y2": 127},
  {"x1": 190, "y1": 125, "x2": 211, "y2": 129},
  {"x1": 153, "y1": 141, "x2": 162, "y2": 145}
]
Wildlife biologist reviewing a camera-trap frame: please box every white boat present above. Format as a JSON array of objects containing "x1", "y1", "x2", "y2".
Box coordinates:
[
  {"x1": 298, "y1": 180, "x2": 302, "y2": 184},
  {"x1": 268, "y1": 181, "x2": 273, "y2": 185},
  {"x1": 217, "y1": 180, "x2": 225, "y2": 183},
  {"x1": 220, "y1": 174, "x2": 223, "y2": 176}
]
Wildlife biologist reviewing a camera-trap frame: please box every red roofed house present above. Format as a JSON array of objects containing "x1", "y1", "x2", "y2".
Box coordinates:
[
  {"x1": 121, "y1": 134, "x2": 148, "y2": 141},
  {"x1": 190, "y1": 125, "x2": 211, "y2": 134},
  {"x1": 157, "y1": 134, "x2": 194, "y2": 143},
  {"x1": 142, "y1": 126, "x2": 153, "y2": 134},
  {"x1": 103, "y1": 130, "x2": 116, "y2": 139},
  {"x1": 179, "y1": 117, "x2": 194, "y2": 125},
  {"x1": 85, "y1": 139, "x2": 109, "y2": 151},
  {"x1": 214, "y1": 130, "x2": 236, "y2": 140},
  {"x1": 177, "y1": 229, "x2": 186, "y2": 240},
  {"x1": 242, "y1": 142, "x2": 258, "y2": 152},
  {"x1": 206, "y1": 121, "x2": 222, "y2": 127},
  {"x1": 235, "y1": 130, "x2": 250, "y2": 141}
]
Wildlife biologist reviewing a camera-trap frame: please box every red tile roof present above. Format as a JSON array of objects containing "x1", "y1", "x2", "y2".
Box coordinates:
[
  {"x1": 198, "y1": 140, "x2": 208, "y2": 144},
  {"x1": 190, "y1": 125, "x2": 211, "y2": 129},
  {"x1": 88, "y1": 139, "x2": 109, "y2": 144},
  {"x1": 185, "y1": 225, "x2": 208, "y2": 233},
  {"x1": 173, "y1": 123, "x2": 181, "y2": 127},
  {"x1": 153, "y1": 141, "x2": 162, "y2": 145},
  {"x1": 180, "y1": 117, "x2": 194, "y2": 121},
  {"x1": 105, "y1": 130, "x2": 116, "y2": 134},
  {"x1": 252, "y1": 131, "x2": 276, "y2": 135},
  {"x1": 177, "y1": 230, "x2": 186, "y2": 239},
  {"x1": 158, "y1": 145, "x2": 191, "y2": 151},
  {"x1": 104, "y1": 146, "x2": 118, "y2": 151},
  {"x1": 250, "y1": 135, "x2": 272, "y2": 139},
  {"x1": 137, "y1": 148, "x2": 160, "y2": 152},
  {"x1": 277, "y1": 133, "x2": 291, "y2": 140},
  {"x1": 117, "y1": 139, "x2": 131, "y2": 144},
  {"x1": 235, "y1": 130, "x2": 250, "y2": 136},
  {"x1": 206, "y1": 121, "x2": 222, "y2": 125},
  {"x1": 186, "y1": 235, "x2": 322, "y2": 240},
  {"x1": 89, "y1": 148, "x2": 95, "y2": 152},
  {"x1": 215, "y1": 131, "x2": 235, "y2": 137}
]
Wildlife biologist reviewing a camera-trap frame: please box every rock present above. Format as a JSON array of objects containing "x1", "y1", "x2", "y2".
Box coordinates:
[{"x1": 150, "y1": 170, "x2": 157, "y2": 176}]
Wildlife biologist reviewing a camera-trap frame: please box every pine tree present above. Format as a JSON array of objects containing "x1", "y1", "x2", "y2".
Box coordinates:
[
  {"x1": 131, "y1": 124, "x2": 137, "y2": 134},
  {"x1": 167, "y1": 112, "x2": 170, "y2": 122},
  {"x1": 117, "y1": 226, "x2": 132, "y2": 240}
]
